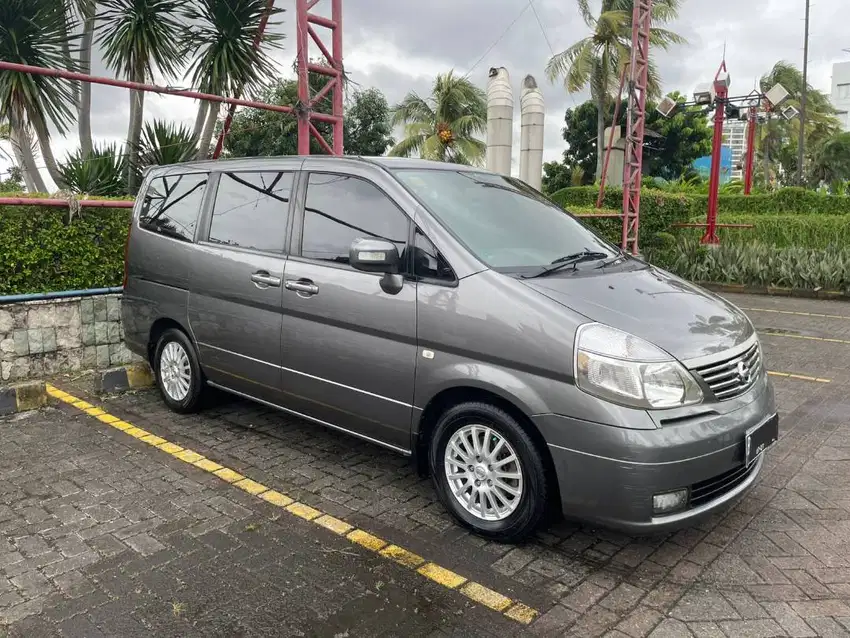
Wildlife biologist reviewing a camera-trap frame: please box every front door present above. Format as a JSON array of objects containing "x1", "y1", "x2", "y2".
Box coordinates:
[
  {"x1": 188, "y1": 170, "x2": 296, "y2": 404},
  {"x1": 278, "y1": 168, "x2": 417, "y2": 452}
]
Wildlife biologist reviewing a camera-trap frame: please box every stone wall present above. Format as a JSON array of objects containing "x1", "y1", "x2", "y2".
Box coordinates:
[{"x1": 0, "y1": 294, "x2": 142, "y2": 383}]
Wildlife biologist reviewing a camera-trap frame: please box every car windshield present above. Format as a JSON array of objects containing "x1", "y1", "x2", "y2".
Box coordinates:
[{"x1": 393, "y1": 168, "x2": 620, "y2": 272}]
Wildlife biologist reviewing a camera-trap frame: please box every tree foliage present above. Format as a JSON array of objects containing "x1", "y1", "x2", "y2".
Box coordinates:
[
  {"x1": 544, "y1": 93, "x2": 712, "y2": 189},
  {"x1": 389, "y1": 70, "x2": 487, "y2": 165}
]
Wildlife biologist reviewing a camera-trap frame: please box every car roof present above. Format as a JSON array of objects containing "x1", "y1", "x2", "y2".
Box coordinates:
[{"x1": 144, "y1": 155, "x2": 493, "y2": 178}]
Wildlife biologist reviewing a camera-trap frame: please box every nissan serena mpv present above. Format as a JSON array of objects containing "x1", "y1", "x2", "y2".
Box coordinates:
[{"x1": 122, "y1": 156, "x2": 778, "y2": 542}]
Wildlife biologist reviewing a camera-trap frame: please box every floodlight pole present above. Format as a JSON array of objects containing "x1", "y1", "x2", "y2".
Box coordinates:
[
  {"x1": 796, "y1": 0, "x2": 811, "y2": 186},
  {"x1": 701, "y1": 62, "x2": 728, "y2": 245},
  {"x1": 743, "y1": 105, "x2": 758, "y2": 195}
]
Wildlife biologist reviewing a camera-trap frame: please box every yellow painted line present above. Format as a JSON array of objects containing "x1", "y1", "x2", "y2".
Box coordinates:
[
  {"x1": 314, "y1": 514, "x2": 353, "y2": 535},
  {"x1": 743, "y1": 307, "x2": 850, "y2": 321},
  {"x1": 417, "y1": 563, "x2": 467, "y2": 589},
  {"x1": 234, "y1": 478, "x2": 268, "y2": 496},
  {"x1": 260, "y1": 490, "x2": 293, "y2": 507},
  {"x1": 194, "y1": 458, "x2": 223, "y2": 473},
  {"x1": 460, "y1": 582, "x2": 513, "y2": 612},
  {"x1": 768, "y1": 371, "x2": 831, "y2": 383},
  {"x1": 213, "y1": 467, "x2": 244, "y2": 483},
  {"x1": 347, "y1": 529, "x2": 388, "y2": 552},
  {"x1": 760, "y1": 330, "x2": 850, "y2": 346},
  {"x1": 380, "y1": 544, "x2": 425, "y2": 569},
  {"x1": 42, "y1": 384, "x2": 539, "y2": 626},
  {"x1": 286, "y1": 502, "x2": 322, "y2": 521}
]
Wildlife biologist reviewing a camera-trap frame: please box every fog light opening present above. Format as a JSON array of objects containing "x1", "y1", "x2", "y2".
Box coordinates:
[{"x1": 653, "y1": 489, "x2": 689, "y2": 515}]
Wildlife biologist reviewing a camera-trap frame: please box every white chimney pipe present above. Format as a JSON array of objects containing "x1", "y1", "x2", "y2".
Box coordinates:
[
  {"x1": 486, "y1": 67, "x2": 513, "y2": 176},
  {"x1": 519, "y1": 74, "x2": 545, "y2": 191}
]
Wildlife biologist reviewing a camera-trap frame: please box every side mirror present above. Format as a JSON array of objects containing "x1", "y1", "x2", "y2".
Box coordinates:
[{"x1": 349, "y1": 238, "x2": 400, "y2": 274}]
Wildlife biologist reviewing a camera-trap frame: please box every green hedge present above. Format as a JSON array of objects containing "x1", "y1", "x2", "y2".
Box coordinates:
[
  {"x1": 0, "y1": 199, "x2": 131, "y2": 295},
  {"x1": 550, "y1": 185, "x2": 850, "y2": 218},
  {"x1": 674, "y1": 214, "x2": 850, "y2": 249}
]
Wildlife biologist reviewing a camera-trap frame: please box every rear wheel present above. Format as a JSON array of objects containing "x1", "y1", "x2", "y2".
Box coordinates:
[
  {"x1": 154, "y1": 328, "x2": 205, "y2": 413},
  {"x1": 429, "y1": 402, "x2": 548, "y2": 542}
]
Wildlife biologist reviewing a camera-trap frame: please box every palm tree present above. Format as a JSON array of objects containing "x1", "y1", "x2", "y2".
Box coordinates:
[
  {"x1": 389, "y1": 71, "x2": 487, "y2": 165},
  {"x1": 0, "y1": 0, "x2": 78, "y2": 191},
  {"x1": 96, "y1": 0, "x2": 185, "y2": 192},
  {"x1": 138, "y1": 120, "x2": 199, "y2": 168},
  {"x1": 545, "y1": 0, "x2": 685, "y2": 179},
  {"x1": 181, "y1": 0, "x2": 284, "y2": 160}
]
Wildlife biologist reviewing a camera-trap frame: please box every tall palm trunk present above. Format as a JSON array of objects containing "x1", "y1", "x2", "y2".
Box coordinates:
[
  {"x1": 193, "y1": 102, "x2": 209, "y2": 142},
  {"x1": 596, "y1": 96, "x2": 607, "y2": 180},
  {"x1": 196, "y1": 103, "x2": 219, "y2": 160},
  {"x1": 126, "y1": 58, "x2": 146, "y2": 193},
  {"x1": 29, "y1": 111, "x2": 67, "y2": 190},
  {"x1": 8, "y1": 116, "x2": 47, "y2": 193},
  {"x1": 78, "y1": 0, "x2": 96, "y2": 156}
]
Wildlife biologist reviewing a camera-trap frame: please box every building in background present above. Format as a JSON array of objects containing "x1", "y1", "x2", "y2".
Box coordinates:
[
  {"x1": 832, "y1": 61, "x2": 850, "y2": 132},
  {"x1": 713, "y1": 118, "x2": 748, "y2": 181}
]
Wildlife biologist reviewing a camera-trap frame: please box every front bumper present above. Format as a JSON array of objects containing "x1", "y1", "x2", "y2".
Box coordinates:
[{"x1": 534, "y1": 377, "x2": 776, "y2": 534}]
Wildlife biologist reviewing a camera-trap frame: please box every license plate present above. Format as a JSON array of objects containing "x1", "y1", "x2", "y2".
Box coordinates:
[{"x1": 745, "y1": 414, "x2": 779, "y2": 466}]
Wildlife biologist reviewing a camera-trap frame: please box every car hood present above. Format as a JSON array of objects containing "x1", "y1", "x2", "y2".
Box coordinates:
[{"x1": 520, "y1": 264, "x2": 754, "y2": 362}]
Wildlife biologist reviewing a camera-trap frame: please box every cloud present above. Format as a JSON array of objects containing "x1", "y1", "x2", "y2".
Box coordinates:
[{"x1": 2, "y1": 0, "x2": 847, "y2": 189}]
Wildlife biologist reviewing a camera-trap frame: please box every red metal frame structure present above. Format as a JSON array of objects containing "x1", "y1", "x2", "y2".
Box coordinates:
[
  {"x1": 296, "y1": 0, "x2": 344, "y2": 155},
  {"x1": 743, "y1": 104, "x2": 758, "y2": 195},
  {"x1": 620, "y1": 0, "x2": 653, "y2": 255},
  {"x1": 701, "y1": 60, "x2": 729, "y2": 245}
]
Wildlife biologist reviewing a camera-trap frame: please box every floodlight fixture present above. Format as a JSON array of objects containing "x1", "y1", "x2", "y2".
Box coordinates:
[
  {"x1": 781, "y1": 104, "x2": 799, "y2": 121},
  {"x1": 725, "y1": 103, "x2": 741, "y2": 120},
  {"x1": 764, "y1": 83, "x2": 790, "y2": 109},
  {"x1": 693, "y1": 82, "x2": 713, "y2": 105},
  {"x1": 656, "y1": 95, "x2": 678, "y2": 117},
  {"x1": 714, "y1": 71, "x2": 731, "y2": 90}
]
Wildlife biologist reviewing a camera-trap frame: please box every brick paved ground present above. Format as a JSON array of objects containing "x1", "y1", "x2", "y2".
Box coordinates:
[{"x1": 2, "y1": 292, "x2": 850, "y2": 637}]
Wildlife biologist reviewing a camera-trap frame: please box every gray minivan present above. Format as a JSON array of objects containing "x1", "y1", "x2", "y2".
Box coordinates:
[{"x1": 123, "y1": 156, "x2": 778, "y2": 542}]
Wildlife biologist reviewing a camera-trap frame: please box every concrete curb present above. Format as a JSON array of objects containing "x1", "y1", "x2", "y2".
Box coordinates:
[
  {"x1": 699, "y1": 282, "x2": 850, "y2": 302},
  {"x1": 95, "y1": 362, "x2": 155, "y2": 394},
  {"x1": 0, "y1": 381, "x2": 48, "y2": 416}
]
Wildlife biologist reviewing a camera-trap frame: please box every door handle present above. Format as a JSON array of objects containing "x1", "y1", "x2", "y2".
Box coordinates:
[
  {"x1": 285, "y1": 279, "x2": 319, "y2": 295},
  {"x1": 251, "y1": 271, "x2": 281, "y2": 288}
]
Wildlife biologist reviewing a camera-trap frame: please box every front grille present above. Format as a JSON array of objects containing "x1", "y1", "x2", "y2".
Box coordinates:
[
  {"x1": 689, "y1": 461, "x2": 757, "y2": 508},
  {"x1": 692, "y1": 341, "x2": 761, "y2": 400}
]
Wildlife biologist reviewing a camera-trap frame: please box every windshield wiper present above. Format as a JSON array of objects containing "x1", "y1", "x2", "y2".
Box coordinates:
[{"x1": 521, "y1": 250, "x2": 609, "y2": 279}]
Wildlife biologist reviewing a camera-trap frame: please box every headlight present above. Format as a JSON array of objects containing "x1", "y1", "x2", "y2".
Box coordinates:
[{"x1": 575, "y1": 323, "x2": 703, "y2": 409}]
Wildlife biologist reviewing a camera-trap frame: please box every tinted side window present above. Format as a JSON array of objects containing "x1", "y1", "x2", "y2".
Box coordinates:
[
  {"x1": 412, "y1": 228, "x2": 455, "y2": 282},
  {"x1": 301, "y1": 173, "x2": 409, "y2": 264},
  {"x1": 209, "y1": 171, "x2": 293, "y2": 253},
  {"x1": 140, "y1": 173, "x2": 208, "y2": 241}
]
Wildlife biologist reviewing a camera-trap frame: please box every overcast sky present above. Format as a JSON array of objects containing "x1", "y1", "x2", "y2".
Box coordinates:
[{"x1": 2, "y1": 0, "x2": 848, "y2": 190}]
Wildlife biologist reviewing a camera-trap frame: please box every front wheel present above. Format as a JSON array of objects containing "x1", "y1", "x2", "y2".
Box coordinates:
[
  {"x1": 429, "y1": 402, "x2": 548, "y2": 543},
  {"x1": 154, "y1": 328, "x2": 205, "y2": 414}
]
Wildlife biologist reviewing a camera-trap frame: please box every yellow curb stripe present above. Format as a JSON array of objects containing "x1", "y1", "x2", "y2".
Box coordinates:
[
  {"x1": 314, "y1": 514, "x2": 353, "y2": 535},
  {"x1": 347, "y1": 529, "x2": 387, "y2": 552},
  {"x1": 380, "y1": 544, "x2": 425, "y2": 569},
  {"x1": 260, "y1": 490, "x2": 293, "y2": 507},
  {"x1": 417, "y1": 563, "x2": 467, "y2": 589},
  {"x1": 213, "y1": 468, "x2": 244, "y2": 483},
  {"x1": 504, "y1": 603, "x2": 538, "y2": 625},
  {"x1": 234, "y1": 478, "x2": 268, "y2": 496},
  {"x1": 44, "y1": 384, "x2": 539, "y2": 626},
  {"x1": 767, "y1": 371, "x2": 831, "y2": 383},
  {"x1": 286, "y1": 502, "x2": 322, "y2": 521},
  {"x1": 743, "y1": 307, "x2": 850, "y2": 321},
  {"x1": 194, "y1": 458, "x2": 224, "y2": 473},
  {"x1": 157, "y1": 442, "x2": 184, "y2": 454},
  {"x1": 460, "y1": 582, "x2": 513, "y2": 612}
]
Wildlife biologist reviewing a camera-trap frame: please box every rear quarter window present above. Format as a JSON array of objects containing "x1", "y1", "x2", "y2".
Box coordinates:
[{"x1": 139, "y1": 173, "x2": 209, "y2": 242}]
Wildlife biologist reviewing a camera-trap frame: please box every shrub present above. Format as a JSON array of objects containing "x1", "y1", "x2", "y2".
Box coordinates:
[
  {"x1": 0, "y1": 201, "x2": 131, "y2": 295},
  {"x1": 652, "y1": 239, "x2": 850, "y2": 292},
  {"x1": 677, "y1": 214, "x2": 850, "y2": 249}
]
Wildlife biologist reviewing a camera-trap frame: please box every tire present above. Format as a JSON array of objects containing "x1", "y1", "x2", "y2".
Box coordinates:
[
  {"x1": 153, "y1": 328, "x2": 205, "y2": 414},
  {"x1": 429, "y1": 401, "x2": 548, "y2": 543}
]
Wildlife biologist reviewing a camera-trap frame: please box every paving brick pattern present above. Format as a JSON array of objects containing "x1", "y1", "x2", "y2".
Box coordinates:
[{"x1": 2, "y1": 293, "x2": 850, "y2": 636}]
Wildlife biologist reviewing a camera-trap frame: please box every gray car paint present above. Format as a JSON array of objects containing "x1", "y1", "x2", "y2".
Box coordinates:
[{"x1": 123, "y1": 155, "x2": 776, "y2": 534}]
